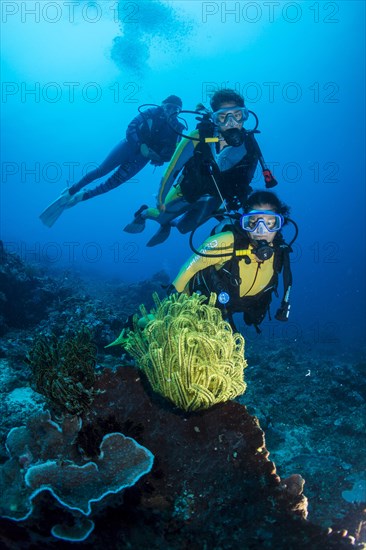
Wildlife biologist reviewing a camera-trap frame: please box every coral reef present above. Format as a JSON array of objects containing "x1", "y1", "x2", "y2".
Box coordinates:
[
  {"x1": 115, "y1": 292, "x2": 247, "y2": 411},
  {"x1": 241, "y1": 338, "x2": 366, "y2": 534},
  {"x1": 1, "y1": 366, "x2": 360, "y2": 549},
  {"x1": 0, "y1": 243, "x2": 169, "y2": 351},
  {"x1": 0, "y1": 362, "x2": 365, "y2": 548},
  {"x1": 27, "y1": 329, "x2": 98, "y2": 415},
  {"x1": 0, "y1": 241, "x2": 72, "y2": 334},
  {"x1": 342, "y1": 480, "x2": 366, "y2": 504},
  {"x1": 0, "y1": 246, "x2": 365, "y2": 546},
  {"x1": 0, "y1": 410, "x2": 154, "y2": 542}
]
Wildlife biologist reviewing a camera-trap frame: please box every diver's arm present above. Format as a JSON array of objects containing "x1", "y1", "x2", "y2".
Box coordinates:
[
  {"x1": 157, "y1": 130, "x2": 199, "y2": 207},
  {"x1": 172, "y1": 232, "x2": 235, "y2": 292},
  {"x1": 125, "y1": 112, "x2": 145, "y2": 146}
]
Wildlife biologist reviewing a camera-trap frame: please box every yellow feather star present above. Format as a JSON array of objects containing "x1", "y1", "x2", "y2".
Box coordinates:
[{"x1": 110, "y1": 293, "x2": 247, "y2": 412}]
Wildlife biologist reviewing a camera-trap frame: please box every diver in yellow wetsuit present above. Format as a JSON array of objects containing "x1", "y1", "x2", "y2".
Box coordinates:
[
  {"x1": 170, "y1": 190, "x2": 294, "y2": 332},
  {"x1": 124, "y1": 89, "x2": 262, "y2": 247}
]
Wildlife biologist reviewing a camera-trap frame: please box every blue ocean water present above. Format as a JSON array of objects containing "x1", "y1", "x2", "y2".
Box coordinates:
[
  {"x1": 1, "y1": 3, "x2": 366, "y2": 545},
  {"x1": 1, "y1": 0, "x2": 365, "y2": 349}
]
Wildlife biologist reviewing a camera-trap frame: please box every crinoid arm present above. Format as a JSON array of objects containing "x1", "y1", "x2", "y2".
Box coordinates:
[{"x1": 114, "y1": 293, "x2": 247, "y2": 412}]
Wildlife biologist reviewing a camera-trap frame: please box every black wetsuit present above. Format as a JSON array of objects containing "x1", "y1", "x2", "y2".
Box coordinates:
[{"x1": 69, "y1": 107, "x2": 184, "y2": 200}]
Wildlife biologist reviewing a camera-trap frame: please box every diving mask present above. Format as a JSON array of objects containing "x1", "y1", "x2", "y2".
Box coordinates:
[
  {"x1": 162, "y1": 103, "x2": 181, "y2": 116},
  {"x1": 240, "y1": 210, "x2": 284, "y2": 233},
  {"x1": 212, "y1": 106, "x2": 249, "y2": 128}
]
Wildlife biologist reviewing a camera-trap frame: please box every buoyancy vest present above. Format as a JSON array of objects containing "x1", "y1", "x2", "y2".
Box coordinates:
[
  {"x1": 178, "y1": 141, "x2": 221, "y2": 203},
  {"x1": 189, "y1": 228, "x2": 292, "y2": 325},
  {"x1": 218, "y1": 132, "x2": 259, "y2": 207},
  {"x1": 138, "y1": 108, "x2": 184, "y2": 160},
  {"x1": 178, "y1": 132, "x2": 258, "y2": 207}
]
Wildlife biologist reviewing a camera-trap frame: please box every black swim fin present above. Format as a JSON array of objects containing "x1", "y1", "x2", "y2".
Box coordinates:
[
  {"x1": 146, "y1": 224, "x2": 171, "y2": 247},
  {"x1": 123, "y1": 204, "x2": 148, "y2": 234}
]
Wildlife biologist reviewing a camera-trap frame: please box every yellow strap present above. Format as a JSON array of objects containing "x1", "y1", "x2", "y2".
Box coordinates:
[{"x1": 235, "y1": 248, "x2": 256, "y2": 258}]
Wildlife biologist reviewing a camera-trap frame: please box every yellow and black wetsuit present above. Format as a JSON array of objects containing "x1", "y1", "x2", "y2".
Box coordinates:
[
  {"x1": 142, "y1": 130, "x2": 205, "y2": 222},
  {"x1": 142, "y1": 129, "x2": 256, "y2": 227},
  {"x1": 173, "y1": 231, "x2": 274, "y2": 294},
  {"x1": 173, "y1": 230, "x2": 281, "y2": 327}
]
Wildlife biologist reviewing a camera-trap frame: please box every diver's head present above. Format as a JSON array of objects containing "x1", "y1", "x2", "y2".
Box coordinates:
[
  {"x1": 162, "y1": 95, "x2": 182, "y2": 117},
  {"x1": 209, "y1": 89, "x2": 248, "y2": 146},
  {"x1": 241, "y1": 191, "x2": 290, "y2": 245},
  {"x1": 210, "y1": 89, "x2": 245, "y2": 113}
]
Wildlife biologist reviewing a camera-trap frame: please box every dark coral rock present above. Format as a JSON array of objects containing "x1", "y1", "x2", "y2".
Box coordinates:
[
  {"x1": 0, "y1": 243, "x2": 73, "y2": 333},
  {"x1": 76, "y1": 367, "x2": 362, "y2": 549},
  {"x1": 0, "y1": 366, "x2": 364, "y2": 549}
]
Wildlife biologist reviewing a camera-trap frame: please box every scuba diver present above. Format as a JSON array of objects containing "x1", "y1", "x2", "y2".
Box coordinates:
[
  {"x1": 124, "y1": 88, "x2": 277, "y2": 247},
  {"x1": 168, "y1": 191, "x2": 296, "y2": 333},
  {"x1": 39, "y1": 95, "x2": 184, "y2": 227}
]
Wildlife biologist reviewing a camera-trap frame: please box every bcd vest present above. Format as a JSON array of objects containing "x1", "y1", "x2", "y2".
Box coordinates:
[
  {"x1": 189, "y1": 229, "x2": 291, "y2": 322},
  {"x1": 179, "y1": 135, "x2": 258, "y2": 206}
]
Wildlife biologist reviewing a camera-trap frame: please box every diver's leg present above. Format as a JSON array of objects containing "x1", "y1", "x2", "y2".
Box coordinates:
[
  {"x1": 175, "y1": 196, "x2": 222, "y2": 233},
  {"x1": 69, "y1": 139, "x2": 139, "y2": 194},
  {"x1": 82, "y1": 151, "x2": 148, "y2": 201},
  {"x1": 144, "y1": 198, "x2": 189, "y2": 223},
  {"x1": 124, "y1": 183, "x2": 189, "y2": 233},
  {"x1": 40, "y1": 140, "x2": 144, "y2": 226},
  {"x1": 123, "y1": 197, "x2": 189, "y2": 234},
  {"x1": 144, "y1": 197, "x2": 192, "y2": 246}
]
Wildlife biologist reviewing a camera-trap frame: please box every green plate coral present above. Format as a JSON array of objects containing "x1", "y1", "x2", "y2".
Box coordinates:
[{"x1": 110, "y1": 293, "x2": 247, "y2": 412}]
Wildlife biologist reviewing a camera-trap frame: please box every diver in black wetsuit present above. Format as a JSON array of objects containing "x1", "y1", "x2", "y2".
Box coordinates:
[
  {"x1": 124, "y1": 89, "x2": 265, "y2": 247},
  {"x1": 39, "y1": 95, "x2": 184, "y2": 227}
]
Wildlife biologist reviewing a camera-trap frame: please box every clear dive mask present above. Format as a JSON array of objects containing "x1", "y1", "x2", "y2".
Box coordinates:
[
  {"x1": 212, "y1": 106, "x2": 249, "y2": 128},
  {"x1": 240, "y1": 210, "x2": 284, "y2": 233}
]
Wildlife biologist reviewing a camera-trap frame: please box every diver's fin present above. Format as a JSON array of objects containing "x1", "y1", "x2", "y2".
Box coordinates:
[
  {"x1": 123, "y1": 204, "x2": 148, "y2": 234},
  {"x1": 146, "y1": 224, "x2": 171, "y2": 247},
  {"x1": 176, "y1": 196, "x2": 221, "y2": 234},
  {"x1": 39, "y1": 188, "x2": 71, "y2": 227},
  {"x1": 175, "y1": 214, "x2": 197, "y2": 234},
  {"x1": 123, "y1": 218, "x2": 146, "y2": 234},
  {"x1": 39, "y1": 203, "x2": 66, "y2": 227}
]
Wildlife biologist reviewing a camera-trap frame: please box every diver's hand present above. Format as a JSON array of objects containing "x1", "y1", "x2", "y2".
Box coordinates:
[
  {"x1": 140, "y1": 144, "x2": 164, "y2": 165},
  {"x1": 157, "y1": 202, "x2": 166, "y2": 213},
  {"x1": 140, "y1": 143, "x2": 150, "y2": 158},
  {"x1": 148, "y1": 150, "x2": 164, "y2": 166},
  {"x1": 196, "y1": 114, "x2": 215, "y2": 139}
]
